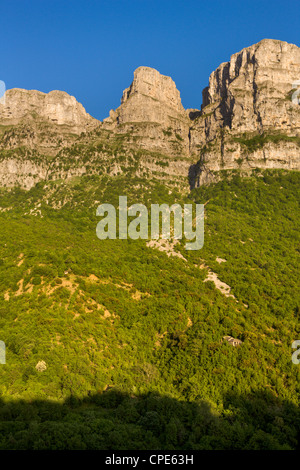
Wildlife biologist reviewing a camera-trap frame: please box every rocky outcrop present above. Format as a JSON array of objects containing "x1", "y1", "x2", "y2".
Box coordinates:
[
  {"x1": 0, "y1": 88, "x2": 99, "y2": 161},
  {"x1": 203, "y1": 39, "x2": 300, "y2": 137},
  {"x1": 0, "y1": 157, "x2": 48, "y2": 190},
  {"x1": 0, "y1": 89, "x2": 100, "y2": 188},
  {"x1": 102, "y1": 41, "x2": 300, "y2": 186},
  {"x1": 0, "y1": 39, "x2": 299, "y2": 190},
  {"x1": 189, "y1": 39, "x2": 300, "y2": 184},
  {"x1": 0, "y1": 88, "x2": 98, "y2": 132},
  {"x1": 103, "y1": 66, "x2": 191, "y2": 157}
]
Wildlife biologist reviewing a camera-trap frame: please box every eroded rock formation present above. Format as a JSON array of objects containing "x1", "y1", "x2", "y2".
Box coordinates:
[
  {"x1": 0, "y1": 88, "x2": 97, "y2": 131},
  {"x1": 189, "y1": 39, "x2": 300, "y2": 184},
  {"x1": 103, "y1": 66, "x2": 191, "y2": 157},
  {"x1": 0, "y1": 39, "x2": 299, "y2": 189}
]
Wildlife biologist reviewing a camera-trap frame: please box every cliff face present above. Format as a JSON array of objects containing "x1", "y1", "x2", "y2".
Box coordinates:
[
  {"x1": 0, "y1": 39, "x2": 299, "y2": 190},
  {"x1": 0, "y1": 88, "x2": 100, "y2": 188},
  {"x1": 103, "y1": 66, "x2": 191, "y2": 158},
  {"x1": 103, "y1": 40, "x2": 300, "y2": 186},
  {"x1": 201, "y1": 39, "x2": 300, "y2": 137},
  {"x1": 189, "y1": 39, "x2": 300, "y2": 184},
  {"x1": 0, "y1": 88, "x2": 99, "y2": 157},
  {"x1": 0, "y1": 88, "x2": 98, "y2": 131}
]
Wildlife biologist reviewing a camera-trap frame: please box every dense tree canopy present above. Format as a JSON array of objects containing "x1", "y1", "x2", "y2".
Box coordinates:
[{"x1": 0, "y1": 169, "x2": 299, "y2": 449}]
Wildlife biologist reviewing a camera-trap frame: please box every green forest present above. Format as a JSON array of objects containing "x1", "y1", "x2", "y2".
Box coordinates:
[{"x1": 0, "y1": 169, "x2": 299, "y2": 449}]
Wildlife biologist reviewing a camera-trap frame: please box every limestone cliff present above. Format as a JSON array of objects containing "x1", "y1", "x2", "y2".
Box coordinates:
[
  {"x1": 0, "y1": 88, "x2": 100, "y2": 188},
  {"x1": 103, "y1": 66, "x2": 191, "y2": 158},
  {"x1": 0, "y1": 88, "x2": 98, "y2": 131},
  {"x1": 0, "y1": 39, "x2": 299, "y2": 190},
  {"x1": 103, "y1": 41, "x2": 300, "y2": 186},
  {"x1": 203, "y1": 39, "x2": 300, "y2": 137},
  {"x1": 189, "y1": 39, "x2": 300, "y2": 184},
  {"x1": 0, "y1": 88, "x2": 99, "y2": 159}
]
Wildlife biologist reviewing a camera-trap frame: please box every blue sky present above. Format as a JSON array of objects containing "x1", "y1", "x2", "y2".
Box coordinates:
[{"x1": 1, "y1": 0, "x2": 299, "y2": 120}]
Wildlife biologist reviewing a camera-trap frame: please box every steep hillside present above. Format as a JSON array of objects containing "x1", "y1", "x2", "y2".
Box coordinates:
[{"x1": 0, "y1": 169, "x2": 299, "y2": 449}]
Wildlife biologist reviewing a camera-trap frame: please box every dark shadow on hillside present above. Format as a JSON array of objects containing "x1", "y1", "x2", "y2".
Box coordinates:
[
  {"x1": 188, "y1": 162, "x2": 201, "y2": 190},
  {"x1": 0, "y1": 389, "x2": 299, "y2": 450}
]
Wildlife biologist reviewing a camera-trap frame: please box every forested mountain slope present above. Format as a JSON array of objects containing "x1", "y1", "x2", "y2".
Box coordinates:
[{"x1": 0, "y1": 170, "x2": 299, "y2": 449}]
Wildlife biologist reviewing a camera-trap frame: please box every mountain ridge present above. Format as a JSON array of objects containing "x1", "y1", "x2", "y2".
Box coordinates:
[{"x1": 0, "y1": 38, "x2": 299, "y2": 189}]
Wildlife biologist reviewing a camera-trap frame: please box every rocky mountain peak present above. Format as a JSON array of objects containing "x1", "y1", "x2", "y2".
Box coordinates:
[
  {"x1": 201, "y1": 38, "x2": 300, "y2": 137},
  {"x1": 120, "y1": 66, "x2": 185, "y2": 113},
  {"x1": 104, "y1": 66, "x2": 186, "y2": 126},
  {"x1": 188, "y1": 39, "x2": 300, "y2": 185},
  {"x1": 103, "y1": 66, "x2": 191, "y2": 157},
  {"x1": 0, "y1": 88, "x2": 98, "y2": 132},
  {"x1": 0, "y1": 39, "x2": 299, "y2": 190}
]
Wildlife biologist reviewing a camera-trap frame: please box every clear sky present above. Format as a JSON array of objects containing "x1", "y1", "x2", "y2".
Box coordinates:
[{"x1": 1, "y1": 0, "x2": 299, "y2": 120}]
